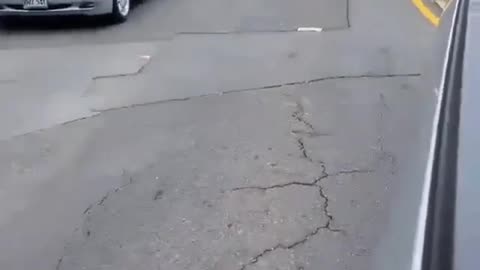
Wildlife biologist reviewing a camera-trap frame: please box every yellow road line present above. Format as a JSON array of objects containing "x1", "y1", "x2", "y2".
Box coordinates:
[{"x1": 412, "y1": 0, "x2": 440, "y2": 26}]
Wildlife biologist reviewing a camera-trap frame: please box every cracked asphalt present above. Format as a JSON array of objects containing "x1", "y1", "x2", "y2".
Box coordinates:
[{"x1": 0, "y1": 1, "x2": 437, "y2": 270}]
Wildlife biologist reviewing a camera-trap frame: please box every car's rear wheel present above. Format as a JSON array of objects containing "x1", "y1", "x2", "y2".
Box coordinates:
[{"x1": 110, "y1": 0, "x2": 130, "y2": 23}]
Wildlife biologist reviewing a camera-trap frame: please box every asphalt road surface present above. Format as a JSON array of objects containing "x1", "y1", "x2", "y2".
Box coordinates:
[{"x1": 0, "y1": 1, "x2": 436, "y2": 270}]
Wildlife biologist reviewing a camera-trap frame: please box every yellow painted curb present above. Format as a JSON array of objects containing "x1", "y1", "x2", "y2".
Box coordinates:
[{"x1": 412, "y1": 0, "x2": 441, "y2": 26}]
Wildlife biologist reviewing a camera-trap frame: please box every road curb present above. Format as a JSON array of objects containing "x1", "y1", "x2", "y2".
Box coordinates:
[{"x1": 412, "y1": 0, "x2": 443, "y2": 26}]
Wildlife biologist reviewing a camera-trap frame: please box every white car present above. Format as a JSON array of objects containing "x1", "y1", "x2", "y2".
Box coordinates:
[{"x1": 0, "y1": 0, "x2": 130, "y2": 22}]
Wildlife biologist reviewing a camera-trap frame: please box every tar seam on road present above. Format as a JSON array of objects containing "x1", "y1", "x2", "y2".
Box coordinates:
[
  {"x1": 93, "y1": 73, "x2": 421, "y2": 113},
  {"x1": 92, "y1": 58, "x2": 153, "y2": 80},
  {"x1": 7, "y1": 73, "x2": 421, "y2": 141},
  {"x1": 83, "y1": 174, "x2": 134, "y2": 215},
  {"x1": 376, "y1": 93, "x2": 398, "y2": 175},
  {"x1": 346, "y1": 0, "x2": 351, "y2": 28},
  {"x1": 3, "y1": 113, "x2": 102, "y2": 142}
]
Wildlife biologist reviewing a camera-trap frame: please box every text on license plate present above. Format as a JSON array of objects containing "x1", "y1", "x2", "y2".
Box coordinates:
[{"x1": 24, "y1": 0, "x2": 48, "y2": 9}]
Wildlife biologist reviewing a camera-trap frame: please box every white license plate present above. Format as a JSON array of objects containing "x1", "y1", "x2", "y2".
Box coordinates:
[{"x1": 23, "y1": 0, "x2": 48, "y2": 9}]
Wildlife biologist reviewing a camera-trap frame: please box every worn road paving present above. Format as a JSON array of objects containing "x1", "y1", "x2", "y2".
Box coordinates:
[{"x1": 0, "y1": 1, "x2": 436, "y2": 270}]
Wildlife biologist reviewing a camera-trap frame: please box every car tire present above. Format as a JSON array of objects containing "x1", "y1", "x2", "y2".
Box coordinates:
[{"x1": 110, "y1": 0, "x2": 130, "y2": 23}]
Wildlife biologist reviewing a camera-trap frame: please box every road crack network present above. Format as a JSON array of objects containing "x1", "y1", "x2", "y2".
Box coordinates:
[
  {"x1": 291, "y1": 102, "x2": 314, "y2": 132},
  {"x1": 239, "y1": 224, "x2": 339, "y2": 270},
  {"x1": 234, "y1": 167, "x2": 371, "y2": 270},
  {"x1": 234, "y1": 96, "x2": 375, "y2": 269},
  {"x1": 290, "y1": 100, "x2": 316, "y2": 162},
  {"x1": 296, "y1": 138, "x2": 312, "y2": 162}
]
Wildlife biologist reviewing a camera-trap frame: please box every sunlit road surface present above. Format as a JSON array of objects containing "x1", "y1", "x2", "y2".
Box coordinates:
[{"x1": 0, "y1": 1, "x2": 436, "y2": 270}]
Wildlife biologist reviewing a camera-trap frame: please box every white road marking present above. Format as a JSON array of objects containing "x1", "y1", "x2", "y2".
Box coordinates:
[{"x1": 297, "y1": 27, "x2": 323, "y2": 32}]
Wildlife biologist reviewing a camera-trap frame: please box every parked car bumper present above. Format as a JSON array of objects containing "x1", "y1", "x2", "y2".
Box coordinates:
[{"x1": 0, "y1": 0, "x2": 112, "y2": 16}]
